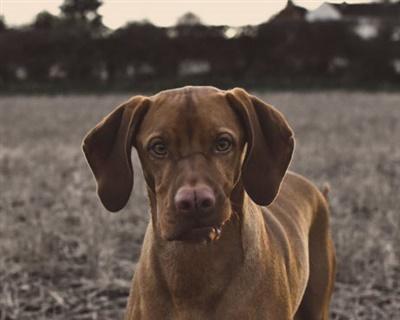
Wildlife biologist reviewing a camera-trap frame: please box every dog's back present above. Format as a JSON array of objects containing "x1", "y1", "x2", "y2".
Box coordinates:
[{"x1": 267, "y1": 172, "x2": 336, "y2": 320}]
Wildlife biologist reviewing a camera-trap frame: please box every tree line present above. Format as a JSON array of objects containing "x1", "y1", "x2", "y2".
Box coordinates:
[{"x1": 0, "y1": 0, "x2": 399, "y2": 91}]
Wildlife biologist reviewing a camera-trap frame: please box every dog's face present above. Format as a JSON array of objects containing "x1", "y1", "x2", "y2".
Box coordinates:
[
  {"x1": 135, "y1": 88, "x2": 245, "y2": 241},
  {"x1": 82, "y1": 86, "x2": 294, "y2": 243}
]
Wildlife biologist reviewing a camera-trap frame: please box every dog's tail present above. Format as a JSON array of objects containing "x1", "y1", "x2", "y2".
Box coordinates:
[{"x1": 321, "y1": 183, "x2": 330, "y2": 201}]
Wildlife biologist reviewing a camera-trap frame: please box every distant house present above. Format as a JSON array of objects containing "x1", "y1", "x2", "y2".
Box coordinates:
[
  {"x1": 331, "y1": 2, "x2": 400, "y2": 22},
  {"x1": 306, "y1": 3, "x2": 341, "y2": 22},
  {"x1": 307, "y1": 1, "x2": 400, "y2": 39},
  {"x1": 307, "y1": 1, "x2": 400, "y2": 22},
  {"x1": 270, "y1": 0, "x2": 308, "y2": 23}
]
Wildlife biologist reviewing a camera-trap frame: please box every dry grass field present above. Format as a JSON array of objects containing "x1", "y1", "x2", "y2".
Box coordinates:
[{"x1": 0, "y1": 91, "x2": 399, "y2": 319}]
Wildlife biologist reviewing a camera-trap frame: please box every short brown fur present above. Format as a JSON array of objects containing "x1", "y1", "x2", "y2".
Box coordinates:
[{"x1": 82, "y1": 86, "x2": 336, "y2": 320}]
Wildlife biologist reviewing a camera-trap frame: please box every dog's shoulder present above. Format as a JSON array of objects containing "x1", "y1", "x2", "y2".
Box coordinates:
[
  {"x1": 280, "y1": 171, "x2": 328, "y2": 207},
  {"x1": 265, "y1": 172, "x2": 329, "y2": 232}
]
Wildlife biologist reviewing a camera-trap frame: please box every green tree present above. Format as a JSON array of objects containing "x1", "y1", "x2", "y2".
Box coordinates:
[
  {"x1": 176, "y1": 12, "x2": 202, "y2": 26},
  {"x1": 33, "y1": 11, "x2": 60, "y2": 30},
  {"x1": 0, "y1": 15, "x2": 6, "y2": 32},
  {"x1": 60, "y1": 0, "x2": 103, "y2": 29}
]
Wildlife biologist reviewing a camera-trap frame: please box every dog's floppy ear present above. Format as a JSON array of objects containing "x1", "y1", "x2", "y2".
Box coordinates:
[
  {"x1": 226, "y1": 88, "x2": 294, "y2": 206},
  {"x1": 82, "y1": 96, "x2": 150, "y2": 212}
]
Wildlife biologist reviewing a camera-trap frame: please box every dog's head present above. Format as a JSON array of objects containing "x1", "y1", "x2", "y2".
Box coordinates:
[{"x1": 82, "y1": 87, "x2": 294, "y2": 242}]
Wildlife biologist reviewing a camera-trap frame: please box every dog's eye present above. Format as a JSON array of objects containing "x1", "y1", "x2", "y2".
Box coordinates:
[
  {"x1": 149, "y1": 141, "x2": 168, "y2": 157},
  {"x1": 215, "y1": 136, "x2": 232, "y2": 153}
]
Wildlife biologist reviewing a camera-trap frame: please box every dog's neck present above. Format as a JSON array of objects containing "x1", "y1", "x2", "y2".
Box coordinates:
[
  {"x1": 144, "y1": 186, "x2": 247, "y2": 309},
  {"x1": 151, "y1": 216, "x2": 243, "y2": 305},
  {"x1": 132, "y1": 185, "x2": 272, "y2": 319},
  {"x1": 137, "y1": 181, "x2": 276, "y2": 313}
]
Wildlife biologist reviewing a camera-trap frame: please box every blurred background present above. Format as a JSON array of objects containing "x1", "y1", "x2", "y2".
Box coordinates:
[
  {"x1": 0, "y1": 1, "x2": 399, "y2": 319},
  {"x1": 0, "y1": 0, "x2": 400, "y2": 91}
]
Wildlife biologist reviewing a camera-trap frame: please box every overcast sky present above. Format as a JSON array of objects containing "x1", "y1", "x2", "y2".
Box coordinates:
[{"x1": 0, "y1": 0, "x2": 373, "y2": 29}]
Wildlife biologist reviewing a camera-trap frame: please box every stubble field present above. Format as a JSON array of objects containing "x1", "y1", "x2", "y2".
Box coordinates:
[{"x1": 0, "y1": 91, "x2": 399, "y2": 319}]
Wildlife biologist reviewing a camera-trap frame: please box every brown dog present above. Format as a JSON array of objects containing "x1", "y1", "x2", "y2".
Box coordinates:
[{"x1": 82, "y1": 86, "x2": 335, "y2": 320}]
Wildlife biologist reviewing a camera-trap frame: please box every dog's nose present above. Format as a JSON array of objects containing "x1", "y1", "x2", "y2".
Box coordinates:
[{"x1": 174, "y1": 185, "x2": 215, "y2": 214}]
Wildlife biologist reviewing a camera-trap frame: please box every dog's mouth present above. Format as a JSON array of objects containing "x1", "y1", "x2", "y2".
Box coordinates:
[{"x1": 167, "y1": 224, "x2": 223, "y2": 243}]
